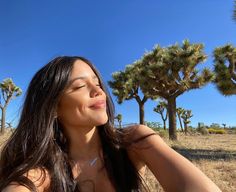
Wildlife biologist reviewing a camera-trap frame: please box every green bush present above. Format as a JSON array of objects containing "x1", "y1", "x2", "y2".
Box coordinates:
[{"x1": 207, "y1": 128, "x2": 226, "y2": 134}]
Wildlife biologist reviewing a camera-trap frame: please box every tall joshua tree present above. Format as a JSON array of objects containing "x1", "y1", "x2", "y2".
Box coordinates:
[
  {"x1": 153, "y1": 101, "x2": 168, "y2": 130},
  {"x1": 138, "y1": 40, "x2": 214, "y2": 140},
  {"x1": 181, "y1": 110, "x2": 193, "y2": 134},
  {"x1": 108, "y1": 63, "x2": 157, "y2": 124},
  {"x1": 176, "y1": 107, "x2": 185, "y2": 132},
  {"x1": 222, "y1": 123, "x2": 227, "y2": 129},
  {"x1": 115, "y1": 114, "x2": 123, "y2": 128},
  {"x1": 0, "y1": 78, "x2": 22, "y2": 134},
  {"x1": 213, "y1": 44, "x2": 236, "y2": 95}
]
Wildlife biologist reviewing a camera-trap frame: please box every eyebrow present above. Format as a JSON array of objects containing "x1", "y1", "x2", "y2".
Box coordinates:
[{"x1": 69, "y1": 75, "x2": 99, "y2": 85}]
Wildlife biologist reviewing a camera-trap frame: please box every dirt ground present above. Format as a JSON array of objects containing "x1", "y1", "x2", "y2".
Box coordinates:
[{"x1": 144, "y1": 133, "x2": 236, "y2": 192}]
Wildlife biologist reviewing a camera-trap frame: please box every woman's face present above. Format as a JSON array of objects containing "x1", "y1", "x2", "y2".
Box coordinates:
[{"x1": 57, "y1": 60, "x2": 108, "y2": 130}]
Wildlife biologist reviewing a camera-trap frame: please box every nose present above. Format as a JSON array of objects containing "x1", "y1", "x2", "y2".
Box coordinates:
[{"x1": 90, "y1": 84, "x2": 103, "y2": 98}]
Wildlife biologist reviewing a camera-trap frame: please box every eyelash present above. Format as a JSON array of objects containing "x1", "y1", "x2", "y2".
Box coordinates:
[{"x1": 74, "y1": 84, "x2": 101, "y2": 90}]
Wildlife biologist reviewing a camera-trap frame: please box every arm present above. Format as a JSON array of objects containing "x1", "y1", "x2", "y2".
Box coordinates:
[{"x1": 127, "y1": 125, "x2": 221, "y2": 192}]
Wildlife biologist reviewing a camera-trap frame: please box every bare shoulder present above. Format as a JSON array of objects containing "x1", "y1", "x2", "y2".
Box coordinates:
[
  {"x1": 126, "y1": 124, "x2": 177, "y2": 162},
  {"x1": 123, "y1": 124, "x2": 155, "y2": 136},
  {"x1": 126, "y1": 124, "x2": 161, "y2": 174},
  {"x1": 131, "y1": 124, "x2": 156, "y2": 136},
  {"x1": 125, "y1": 124, "x2": 161, "y2": 147},
  {"x1": 2, "y1": 168, "x2": 50, "y2": 192},
  {"x1": 126, "y1": 124, "x2": 171, "y2": 169},
  {"x1": 2, "y1": 183, "x2": 31, "y2": 192}
]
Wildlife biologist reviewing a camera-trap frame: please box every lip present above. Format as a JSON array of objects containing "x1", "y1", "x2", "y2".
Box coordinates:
[{"x1": 89, "y1": 100, "x2": 106, "y2": 109}]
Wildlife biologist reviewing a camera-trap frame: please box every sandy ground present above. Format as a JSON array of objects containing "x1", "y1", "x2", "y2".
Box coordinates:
[{"x1": 144, "y1": 133, "x2": 236, "y2": 192}]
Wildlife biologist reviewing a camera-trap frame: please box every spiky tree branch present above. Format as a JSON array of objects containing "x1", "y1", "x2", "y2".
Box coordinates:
[
  {"x1": 108, "y1": 62, "x2": 157, "y2": 124},
  {"x1": 138, "y1": 40, "x2": 213, "y2": 140},
  {"x1": 213, "y1": 44, "x2": 236, "y2": 95}
]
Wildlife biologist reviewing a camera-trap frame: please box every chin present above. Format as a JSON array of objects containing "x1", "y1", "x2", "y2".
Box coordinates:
[{"x1": 96, "y1": 115, "x2": 108, "y2": 126}]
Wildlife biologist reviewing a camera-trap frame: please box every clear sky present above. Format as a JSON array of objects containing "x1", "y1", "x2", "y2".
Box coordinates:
[{"x1": 1, "y1": 0, "x2": 236, "y2": 128}]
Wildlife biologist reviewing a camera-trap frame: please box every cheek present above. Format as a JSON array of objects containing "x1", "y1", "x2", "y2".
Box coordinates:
[{"x1": 58, "y1": 95, "x2": 86, "y2": 118}]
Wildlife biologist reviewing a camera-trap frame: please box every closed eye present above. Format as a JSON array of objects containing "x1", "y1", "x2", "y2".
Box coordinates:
[
  {"x1": 73, "y1": 85, "x2": 85, "y2": 90},
  {"x1": 73, "y1": 84, "x2": 101, "y2": 90}
]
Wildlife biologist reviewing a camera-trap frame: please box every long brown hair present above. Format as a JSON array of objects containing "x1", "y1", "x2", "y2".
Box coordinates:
[{"x1": 0, "y1": 56, "x2": 147, "y2": 192}]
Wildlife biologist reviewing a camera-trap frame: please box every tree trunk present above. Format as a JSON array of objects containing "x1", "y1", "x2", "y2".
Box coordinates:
[
  {"x1": 161, "y1": 113, "x2": 166, "y2": 130},
  {"x1": 178, "y1": 114, "x2": 184, "y2": 132},
  {"x1": 163, "y1": 119, "x2": 166, "y2": 130},
  {"x1": 139, "y1": 102, "x2": 145, "y2": 124},
  {"x1": 184, "y1": 123, "x2": 188, "y2": 135},
  {"x1": 167, "y1": 97, "x2": 177, "y2": 140},
  {"x1": 1, "y1": 108, "x2": 6, "y2": 134},
  {"x1": 119, "y1": 121, "x2": 122, "y2": 128}
]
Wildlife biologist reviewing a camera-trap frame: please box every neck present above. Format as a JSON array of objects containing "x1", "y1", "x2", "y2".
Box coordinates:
[{"x1": 64, "y1": 125, "x2": 102, "y2": 161}]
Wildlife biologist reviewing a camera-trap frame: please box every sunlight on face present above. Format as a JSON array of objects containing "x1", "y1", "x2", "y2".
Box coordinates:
[{"x1": 57, "y1": 60, "x2": 108, "y2": 130}]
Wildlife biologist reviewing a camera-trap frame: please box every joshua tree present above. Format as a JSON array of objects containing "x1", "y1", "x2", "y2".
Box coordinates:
[
  {"x1": 115, "y1": 114, "x2": 123, "y2": 128},
  {"x1": 0, "y1": 78, "x2": 22, "y2": 134},
  {"x1": 181, "y1": 110, "x2": 193, "y2": 134},
  {"x1": 138, "y1": 40, "x2": 213, "y2": 140},
  {"x1": 213, "y1": 44, "x2": 236, "y2": 96},
  {"x1": 176, "y1": 107, "x2": 185, "y2": 132},
  {"x1": 153, "y1": 101, "x2": 168, "y2": 130},
  {"x1": 222, "y1": 123, "x2": 227, "y2": 129},
  {"x1": 108, "y1": 63, "x2": 157, "y2": 124}
]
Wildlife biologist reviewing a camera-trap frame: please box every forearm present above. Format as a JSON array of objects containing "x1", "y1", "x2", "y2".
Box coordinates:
[
  {"x1": 127, "y1": 125, "x2": 221, "y2": 192},
  {"x1": 144, "y1": 135, "x2": 221, "y2": 192}
]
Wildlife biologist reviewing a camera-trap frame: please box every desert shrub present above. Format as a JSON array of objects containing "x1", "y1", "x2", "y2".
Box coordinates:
[
  {"x1": 151, "y1": 127, "x2": 161, "y2": 132},
  {"x1": 157, "y1": 129, "x2": 168, "y2": 138},
  {"x1": 227, "y1": 128, "x2": 236, "y2": 134},
  {"x1": 187, "y1": 127, "x2": 198, "y2": 134},
  {"x1": 208, "y1": 128, "x2": 226, "y2": 134},
  {"x1": 145, "y1": 121, "x2": 162, "y2": 129},
  {"x1": 144, "y1": 121, "x2": 168, "y2": 137},
  {"x1": 196, "y1": 127, "x2": 209, "y2": 135}
]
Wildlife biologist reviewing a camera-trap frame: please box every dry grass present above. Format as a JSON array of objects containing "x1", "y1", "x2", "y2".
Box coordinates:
[
  {"x1": 0, "y1": 130, "x2": 13, "y2": 150},
  {"x1": 1, "y1": 131, "x2": 236, "y2": 191},
  {"x1": 144, "y1": 133, "x2": 236, "y2": 192}
]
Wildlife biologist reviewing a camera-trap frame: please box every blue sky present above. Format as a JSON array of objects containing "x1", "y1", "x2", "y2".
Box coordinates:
[{"x1": 1, "y1": 0, "x2": 236, "y2": 128}]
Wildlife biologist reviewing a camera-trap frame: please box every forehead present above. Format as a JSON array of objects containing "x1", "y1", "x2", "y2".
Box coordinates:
[{"x1": 70, "y1": 60, "x2": 98, "y2": 80}]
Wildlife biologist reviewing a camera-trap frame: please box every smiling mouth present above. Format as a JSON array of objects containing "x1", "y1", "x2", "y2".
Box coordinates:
[{"x1": 89, "y1": 101, "x2": 106, "y2": 109}]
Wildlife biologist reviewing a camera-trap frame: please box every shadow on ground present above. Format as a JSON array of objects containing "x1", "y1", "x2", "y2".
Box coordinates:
[{"x1": 172, "y1": 146, "x2": 236, "y2": 161}]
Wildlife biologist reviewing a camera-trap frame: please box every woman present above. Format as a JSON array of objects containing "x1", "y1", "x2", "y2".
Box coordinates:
[{"x1": 0, "y1": 56, "x2": 221, "y2": 192}]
